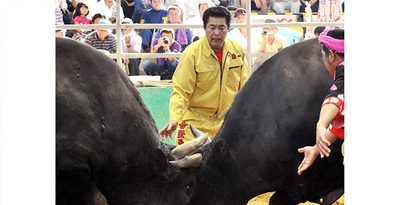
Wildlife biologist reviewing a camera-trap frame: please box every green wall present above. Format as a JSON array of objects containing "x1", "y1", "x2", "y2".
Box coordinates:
[{"x1": 137, "y1": 86, "x2": 175, "y2": 145}]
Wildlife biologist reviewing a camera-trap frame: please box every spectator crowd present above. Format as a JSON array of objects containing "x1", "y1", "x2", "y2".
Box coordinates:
[{"x1": 55, "y1": 0, "x2": 344, "y2": 78}]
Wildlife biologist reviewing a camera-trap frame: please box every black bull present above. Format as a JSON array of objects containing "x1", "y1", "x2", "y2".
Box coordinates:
[{"x1": 56, "y1": 37, "x2": 343, "y2": 205}]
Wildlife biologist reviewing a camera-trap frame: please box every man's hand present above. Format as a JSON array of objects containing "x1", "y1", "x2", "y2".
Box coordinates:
[
  {"x1": 124, "y1": 35, "x2": 131, "y2": 44},
  {"x1": 297, "y1": 145, "x2": 320, "y2": 175},
  {"x1": 159, "y1": 120, "x2": 178, "y2": 139}
]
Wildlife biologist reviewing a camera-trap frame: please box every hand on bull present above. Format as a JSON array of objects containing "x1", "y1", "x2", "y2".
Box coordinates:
[
  {"x1": 297, "y1": 145, "x2": 320, "y2": 175},
  {"x1": 159, "y1": 120, "x2": 178, "y2": 139}
]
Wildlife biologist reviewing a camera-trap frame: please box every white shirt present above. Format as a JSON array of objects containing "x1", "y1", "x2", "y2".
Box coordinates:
[
  {"x1": 185, "y1": 15, "x2": 205, "y2": 41},
  {"x1": 227, "y1": 28, "x2": 247, "y2": 51},
  {"x1": 94, "y1": 0, "x2": 125, "y2": 20},
  {"x1": 121, "y1": 31, "x2": 142, "y2": 53}
]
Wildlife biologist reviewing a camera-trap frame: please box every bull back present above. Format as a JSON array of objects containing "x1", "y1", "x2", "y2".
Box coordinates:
[{"x1": 192, "y1": 38, "x2": 344, "y2": 204}]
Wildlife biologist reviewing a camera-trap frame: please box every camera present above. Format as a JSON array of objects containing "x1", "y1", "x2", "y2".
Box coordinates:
[{"x1": 163, "y1": 37, "x2": 170, "y2": 44}]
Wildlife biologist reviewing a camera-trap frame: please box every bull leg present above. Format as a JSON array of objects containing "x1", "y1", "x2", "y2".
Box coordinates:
[
  {"x1": 269, "y1": 191, "x2": 298, "y2": 205},
  {"x1": 56, "y1": 169, "x2": 107, "y2": 205}
]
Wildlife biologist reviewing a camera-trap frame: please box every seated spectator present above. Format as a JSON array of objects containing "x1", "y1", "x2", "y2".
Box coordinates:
[
  {"x1": 271, "y1": 0, "x2": 301, "y2": 13},
  {"x1": 72, "y1": 2, "x2": 92, "y2": 41},
  {"x1": 185, "y1": 0, "x2": 211, "y2": 42},
  {"x1": 94, "y1": 0, "x2": 125, "y2": 20},
  {"x1": 313, "y1": 26, "x2": 325, "y2": 37},
  {"x1": 92, "y1": 13, "x2": 106, "y2": 24},
  {"x1": 144, "y1": 28, "x2": 182, "y2": 80},
  {"x1": 255, "y1": 19, "x2": 288, "y2": 60},
  {"x1": 299, "y1": 0, "x2": 319, "y2": 13},
  {"x1": 71, "y1": 0, "x2": 98, "y2": 18},
  {"x1": 241, "y1": 0, "x2": 268, "y2": 13},
  {"x1": 227, "y1": 8, "x2": 247, "y2": 50},
  {"x1": 139, "y1": 0, "x2": 168, "y2": 52},
  {"x1": 154, "y1": 6, "x2": 192, "y2": 51},
  {"x1": 122, "y1": 0, "x2": 135, "y2": 19},
  {"x1": 56, "y1": 22, "x2": 66, "y2": 37},
  {"x1": 132, "y1": 0, "x2": 152, "y2": 23},
  {"x1": 84, "y1": 19, "x2": 117, "y2": 53},
  {"x1": 121, "y1": 18, "x2": 142, "y2": 75}
]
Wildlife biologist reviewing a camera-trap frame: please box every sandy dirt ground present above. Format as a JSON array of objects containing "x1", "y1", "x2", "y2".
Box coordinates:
[{"x1": 247, "y1": 192, "x2": 344, "y2": 205}]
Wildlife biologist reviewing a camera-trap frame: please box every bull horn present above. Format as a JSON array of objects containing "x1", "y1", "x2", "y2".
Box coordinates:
[
  {"x1": 190, "y1": 125, "x2": 204, "y2": 138},
  {"x1": 171, "y1": 133, "x2": 209, "y2": 160},
  {"x1": 169, "y1": 153, "x2": 203, "y2": 168}
]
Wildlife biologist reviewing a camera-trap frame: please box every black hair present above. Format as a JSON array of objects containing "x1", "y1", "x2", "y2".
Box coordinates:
[
  {"x1": 73, "y1": 3, "x2": 89, "y2": 19},
  {"x1": 202, "y1": 6, "x2": 231, "y2": 29},
  {"x1": 322, "y1": 28, "x2": 344, "y2": 59},
  {"x1": 91, "y1": 13, "x2": 105, "y2": 24},
  {"x1": 314, "y1": 26, "x2": 325, "y2": 36}
]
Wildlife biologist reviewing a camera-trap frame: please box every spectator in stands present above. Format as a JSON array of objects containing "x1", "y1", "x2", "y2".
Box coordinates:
[
  {"x1": 122, "y1": 0, "x2": 135, "y2": 19},
  {"x1": 139, "y1": 0, "x2": 168, "y2": 52},
  {"x1": 299, "y1": 0, "x2": 319, "y2": 13},
  {"x1": 55, "y1": 0, "x2": 65, "y2": 25},
  {"x1": 92, "y1": 13, "x2": 106, "y2": 24},
  {"x1": 154, "y1": 6, "x2": 192, "y2": 51},
  {"x1": 94, "y1": 0, "x2": 125, "y2": 20},
  {"x1": 71, "y1": 3, "x2": 92, "y2": 41},
  {"x1": 186, "y1": 0, "x2": 211, "y2": 42},
  {"x1": 227, "y1": 8, "x2": 247, "y2": 50},
  {"x1": 132, "y1": 0, "x2": 151, "y2": 23},
  {"x1": 84, "y1": 19, "x2": 117, "y2": 53},
  {"x1": 71, "y1": 0, "x2": 98, "y2": 18},
  {"x1": 56, "y1": 22, "x2": 66, "y2": 37},
  {"x1": 144, "y1": 28, "x2": 182, "y2": 80},
  {"x1": 241, "y1": 0, "x2": 268, "y2": 13},
  {"x1": 270, "y1": 0, "x2": 301, "y2": 13},
  {"x1": 314, "y1": 26, "x2": 325, "y2": 37},
  {"x1": 256, "y1": 18, "x2": 288, "y2": 60},
  {"x1": 121, "y1": 18, "x2": 142, "y2": 75}
]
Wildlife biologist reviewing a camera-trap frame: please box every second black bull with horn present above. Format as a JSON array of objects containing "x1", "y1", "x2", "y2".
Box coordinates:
[{"x1": 172, "y1": 37, "x2": 344, "y2": 205}]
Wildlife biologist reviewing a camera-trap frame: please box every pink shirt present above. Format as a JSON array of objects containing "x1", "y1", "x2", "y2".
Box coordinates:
[{"x1": 73, "y1": 16, "x2": 92, "y2": 24}]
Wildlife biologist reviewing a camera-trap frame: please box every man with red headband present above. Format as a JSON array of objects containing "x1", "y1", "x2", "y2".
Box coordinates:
[{"x1": 297, "y1": 28, "x2": 344, "y2": 175}]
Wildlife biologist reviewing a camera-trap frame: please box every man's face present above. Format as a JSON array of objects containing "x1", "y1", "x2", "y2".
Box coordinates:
[
  {"x1": 97, "y1": 29, "x2": 109, "y2": 40},
  {"x1": 235, "y1": 13, "x2": 246, "y2": 23},
  {"x1": 263, "y1": 27, "x2": 277, "y2": 36},
  {"x1": 161, "y1": 32, "x2": 174, "y2": 43},
  {"x1": 122, "y1": 27, "x2": 132, "y2": 35},
  {"x1": 199, "y1": 3, "x2": 208, "y2": 18},
  {"x1": 151, "y1": 0, "x2": 163, "y2": 11},
  {"x1": 94, "y1": 17, "x2": 104, "y2": 24},
  {"x1": 205, "y1": 17, "x2": 228, "y2": 51},
  {"x1": 321, "y1": 49, "x2": 335, "y2": 76},
  {"x1": 168, "y1": 9, "x2": 180, "y2": 23},
  {"x1": 105, "y1": 0, "x2": 113, "y2": 4}
]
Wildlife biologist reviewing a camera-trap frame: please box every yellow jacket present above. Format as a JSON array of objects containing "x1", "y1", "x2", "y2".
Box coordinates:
[{"x1": 170, "y1": 37, "x2": 250, "y2": 141}]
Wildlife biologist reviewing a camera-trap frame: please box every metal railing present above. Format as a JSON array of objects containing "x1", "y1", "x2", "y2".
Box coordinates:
[{"x1": 55, "y1": 0, "x2": 344, "y2": 72}]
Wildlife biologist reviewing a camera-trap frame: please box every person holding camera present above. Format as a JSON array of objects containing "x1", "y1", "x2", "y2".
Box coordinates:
[
  {"x1": 143, "y1": 28, "x2": 182, "y2": 80},
  {"x1": 256, "y1": 18, "x2": 288, "y2": 60}
]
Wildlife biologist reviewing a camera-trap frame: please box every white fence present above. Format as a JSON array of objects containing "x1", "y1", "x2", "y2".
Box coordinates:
[{"x1": 55, "y1": 0, "x2": 344, "y2": 72}]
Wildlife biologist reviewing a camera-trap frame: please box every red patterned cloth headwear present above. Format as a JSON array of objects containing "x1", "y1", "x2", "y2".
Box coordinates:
[{"x1": 318, "y1": 28, "x2": 344, "y2": 53}]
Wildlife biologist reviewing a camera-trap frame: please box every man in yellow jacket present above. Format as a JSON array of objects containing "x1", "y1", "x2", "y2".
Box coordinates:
[{"x1": 159, "y1": 6, "x2": 250, "y2": 145}]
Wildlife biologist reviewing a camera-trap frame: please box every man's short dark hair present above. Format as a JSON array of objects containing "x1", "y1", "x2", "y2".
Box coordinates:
[
  {"x1": 322, "y1": 28, "x2": 344, "y2": 59},
  {"x1": 202, "y1": 6, "x2": 231, "y2": 29}
]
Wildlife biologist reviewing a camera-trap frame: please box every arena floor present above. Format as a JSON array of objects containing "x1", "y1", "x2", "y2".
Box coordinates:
[{"x1": 247, "y1": 192, "x2": 344, "y2": 205}]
